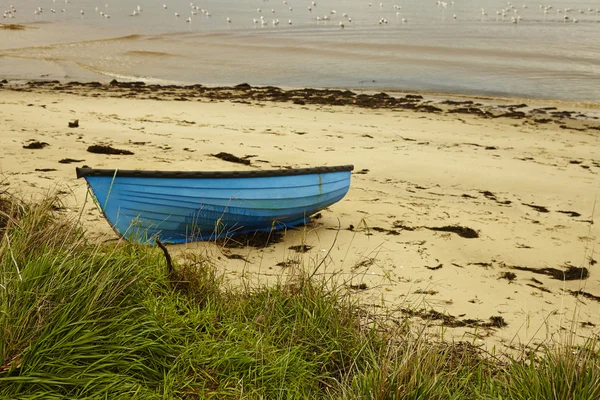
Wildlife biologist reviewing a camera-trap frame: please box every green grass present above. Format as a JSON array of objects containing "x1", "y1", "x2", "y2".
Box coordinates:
[{"x1": 0, "y1": 191, "x2": 599, "y2": 399}]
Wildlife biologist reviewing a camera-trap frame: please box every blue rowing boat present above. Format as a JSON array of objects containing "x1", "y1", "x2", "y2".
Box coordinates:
[{"x1": 76, "y1": 165, "x2": 353, "y2": 244}]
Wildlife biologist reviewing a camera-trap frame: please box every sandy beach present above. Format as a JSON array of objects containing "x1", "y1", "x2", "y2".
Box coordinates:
[{"x1": 1, "y1": 80, "x2": 599, "y2": 353}]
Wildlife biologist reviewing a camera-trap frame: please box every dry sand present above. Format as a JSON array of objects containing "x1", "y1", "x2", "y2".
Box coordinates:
[{"x1": 1, "y1": 81, "x2": 599, "y2": 354}]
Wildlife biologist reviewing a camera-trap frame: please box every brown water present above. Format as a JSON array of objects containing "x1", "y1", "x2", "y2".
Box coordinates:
[{"x1": 1, "y1": 0, "x2": 600, "y2": 101}]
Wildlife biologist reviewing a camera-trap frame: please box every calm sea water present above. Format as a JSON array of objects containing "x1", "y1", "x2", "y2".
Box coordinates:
[{"x1": 1, "y1": 0, "x2": 600, "y2": 101}]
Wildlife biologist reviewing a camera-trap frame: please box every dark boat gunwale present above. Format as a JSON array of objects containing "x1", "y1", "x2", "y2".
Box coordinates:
[{"x1": 76, "y1": 165, "x2": 354, "y2": 179}]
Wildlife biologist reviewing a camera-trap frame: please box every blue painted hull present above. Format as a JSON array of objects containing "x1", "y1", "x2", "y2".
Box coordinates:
[{"x1": 78, "y1": 166, "x2": 353, "y2": 244}]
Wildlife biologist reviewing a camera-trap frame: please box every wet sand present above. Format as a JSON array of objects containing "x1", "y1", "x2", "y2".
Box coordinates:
[{"x1": 1, "y1": 80, "x2": 599, "y2": 354}]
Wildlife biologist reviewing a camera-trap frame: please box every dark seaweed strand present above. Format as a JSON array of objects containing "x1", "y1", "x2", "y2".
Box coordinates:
[{"x1": 76, "y1": 165, "x2": 354, "y2": 179}]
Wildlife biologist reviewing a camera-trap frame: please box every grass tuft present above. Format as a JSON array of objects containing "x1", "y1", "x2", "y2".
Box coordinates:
[
  {"x1": 502, "y1": 343, "x2": 600, "y2": 399},
  {"x1": 1, "y1": 190, "x2": 599, "y2": 398}
]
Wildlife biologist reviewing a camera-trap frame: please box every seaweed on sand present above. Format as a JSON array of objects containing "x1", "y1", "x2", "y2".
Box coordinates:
[
  {"x1": 87, "y1": 145, "x2": 134, "y2": 155},
  {"x1": 427, "y1": 225, "x2": 479, "y2": 238},
  {"x1": 23, "y1": 141, "x2": 49, "y2": 149},
  {"x1": 216, "y1": 230, "x2": 284, "y2": 249},
  {"x1": 288, "y1": 245, "x2": 313, "y2": 253},
  {"x1": 511, "y1": 265, "x2": 589, "y2": 281},
  {"x1": 59, "y1": 158, "x2": 85, "y2": 164},
  {"x1": 211, "y1": 152, "x2": 252, "y2": 165}
]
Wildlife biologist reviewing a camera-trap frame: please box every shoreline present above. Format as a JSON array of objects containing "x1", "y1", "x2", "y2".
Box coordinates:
[
  {"x1": 3, "y1": 74, "x2": 600, "y2": 111},
  {"x1": 1, "y1": 80, "x2": 598, "y2": 353},
  {"x1": 3, "y1": 79, "x2": 600, "y2": 130}
]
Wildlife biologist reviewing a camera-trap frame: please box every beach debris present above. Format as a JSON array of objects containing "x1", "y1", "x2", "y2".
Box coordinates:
[
  {"x1": 400, "y1": 308, "x2": 508, "y2": 329},
  {"x1": 354, "y1": 169, "x2": 370, "y2": 175},
  {"x1": 570, "y1": 290, "x2": 600, "y2": 303},
  {"x1": 499, "y1": 272, "x2": 517, "y2": 282},
  {"x1": 447, "y1": 107, "x2": 494, "y2": 118},
  {"x1": 414, "y1": 289, "x2": 439, "y2": 295},
  {"x1": 510, "y1": 264, "x2": 589, "y2": 281},
  {"x1": 560, "y1": 125, "x2": 586, "y2": 131},
  {"x1": 499, "y1": 103, "x2": 528, "y2": 109},
  {"x1": 352, "y1": 258, "x2": 376, "y2": 270},
  {"x1": 427, "y1": 225, "x2": 479, "y2": 238},
  {"x1": 0, "y1": 24, "x2": 26, "y2": 30},
  {"x1": 550, "y1": 110, "x2": 573, "y2": 118},
  {"x1": 494, "y1": 111, "x2": 527, "y2": 119},
  {"x1": 87, "y1": 145, "x2": 134, "y2": 155},
  {"x1": 417, "y1": 104, "x2": 443, "y2": 113},
  {"x1": 522, "y1": 203, "x2": 550, "y2": 213},
  {"x1": 58, "y1": 158, "x2": 85, "y2": 164},
  {"x1": 557, "y1": 210, "x2": 581, "y2": 217},
  {"x1": 479, "y1": 190, "x2": 512, "y2": 205},
  {"x1": 216, "y1": 231, "x2": 284, "y2": 249},
  {"x1": 469, "y1": 262, "x2": 492, "y2": 268},
  {"x1": 425, "y1": 264, "x2": 443, "y2": 270},
  {"x1": 276, "y1": 259, "x2": 299, "y2": 268},
  {"x1": 35, "y1": 168, "x2": 57, "y2": 172},
  {"x1": 350, "y1": 283, "x2": 368, "y2": 290},
  {"x1": 392, "y1": 221, "x2": 416, "y2": 231},
  {"x1": 441, "y1": 100, "x2": 475, "y2": 106},
  {"x1": 109, "y1": 79, "x2": 146, "y2": 88},
  {"x1": 211, "y1": 152, "x2": 251, "y2": 165},
  {"x1": 371, "y1": 226, "x2": 400, "y2": 235},
  {"x1": 68, "y1": 119, "x2": 79, "y2": 128},
  {"x1": 15, "y1": 82, "x2": 600, "y2": 135},
  {"x1": 288, "y1": 244, "x2": 313, "y2": 253},
  {"x1": 223, "y1": 253, "x2": 249, "y2": 262},
  {"x1": 23, "y1": 141, "x2": 49, "y2": 149},
  {"x1": 488, "y1": 316, "x2": 507, "y2": 328},
  {"x1": 527, "y1": 283, "x2": 552, "y2": 293}
]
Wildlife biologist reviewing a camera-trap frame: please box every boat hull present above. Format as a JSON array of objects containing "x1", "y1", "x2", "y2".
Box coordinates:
[{"x1": 77, "y1": 166, "x2": 353, "y2": 244}]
